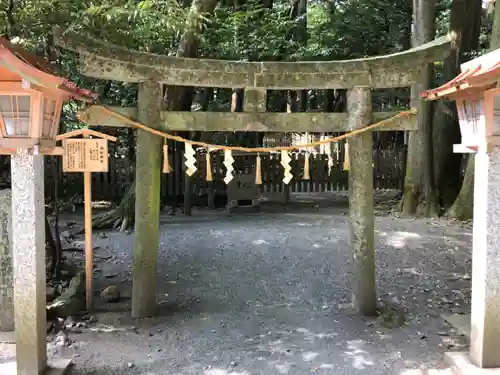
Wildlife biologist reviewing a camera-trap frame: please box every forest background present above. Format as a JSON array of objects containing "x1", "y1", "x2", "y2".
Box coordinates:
[{"x1": 0, "y1": 0, "x2": 495, "y2": 224}]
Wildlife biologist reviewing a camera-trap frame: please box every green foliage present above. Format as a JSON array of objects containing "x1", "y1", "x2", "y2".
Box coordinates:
[
  {"x1": 0, "y1": 0, "x2": 196, "y2": 130},
  {"x1": 72, "y1": 0, "x2": 194, "y2": 52},
  {"x1": 0, "y1": 0, "x2": 494, "y2": 128},
  {"x1": 201, "y1": 0, "x2": 412, "y2": 62},
  {"x1": 306, "y1": 0, "x2": 411, "y2": 60},
  {"x1": 200, "y1": 0, "x2": 297, "y2": 60}
]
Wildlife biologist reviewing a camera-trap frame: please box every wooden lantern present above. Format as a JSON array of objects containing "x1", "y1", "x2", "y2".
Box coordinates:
[
  {"x1": 422, "y1": 48, "x2": 500, "y2": 153},
  {"x1": 0, "y1": 37, "x2": 95, "y2": 153}
]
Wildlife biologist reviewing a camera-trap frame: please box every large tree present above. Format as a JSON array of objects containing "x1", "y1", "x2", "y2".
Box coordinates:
[
  {"x1": 448, "y1": 2, "x2": 500, "y2": 220},
  {"x1": 433, "y1": 0, "x2": 482, "y2": 211},
  {"x1": 91, "y1": 0, "x2": 218, "y2": 229},
  {"x1": 401, "y1": 0, "x2": 439, "y2": 216}
]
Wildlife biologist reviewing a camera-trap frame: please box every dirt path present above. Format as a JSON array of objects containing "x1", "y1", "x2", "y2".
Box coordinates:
[{"x1": 2, "y1": 197, "x2": 472, "y2": 374}]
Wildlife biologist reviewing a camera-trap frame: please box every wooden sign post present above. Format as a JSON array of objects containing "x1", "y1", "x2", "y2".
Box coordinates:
[{"x1": 56, "y1": 128, "x2": 117, "y2": 310}]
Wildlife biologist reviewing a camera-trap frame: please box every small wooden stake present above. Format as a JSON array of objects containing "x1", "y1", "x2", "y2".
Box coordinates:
[{"x1": 83, "y1": 134, "x2": 93, "y2": 311}]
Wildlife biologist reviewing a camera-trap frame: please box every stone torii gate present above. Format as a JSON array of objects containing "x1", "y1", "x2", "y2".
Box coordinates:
[{"x1": 54, "y1": 28, "x2": 456, "y2": 318}]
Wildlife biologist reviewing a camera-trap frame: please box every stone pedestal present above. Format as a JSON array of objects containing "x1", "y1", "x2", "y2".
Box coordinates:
[
  {"x1": 226, "y1": 173, "x2": 260, "y2": 214},
  {"x1": 11, "y1": 151, "x2": 47, "y2": 374},
  {"x1": 468, "y1": 146, "x2": 500, "y2": 369},
  {"x1": 0, "y1": 189, "x2": 13, "y2": 331}
]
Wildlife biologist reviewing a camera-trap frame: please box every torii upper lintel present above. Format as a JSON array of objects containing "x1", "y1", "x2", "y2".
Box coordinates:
[{"x1": 53, "y1": 27, "x2": 456, "y2": 90}]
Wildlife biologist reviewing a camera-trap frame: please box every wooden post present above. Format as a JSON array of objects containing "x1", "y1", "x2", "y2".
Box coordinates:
[
  {"x1": 346, "y1": 87, "x2": 377, "y2": 316},
  {"x1": 132, "y1": 80, "x2": 163, "y2": 318},
  {"x1": 83, "y1": 134, "x2": 93, "y2": 311},
  {"x1": 58, "y1": 129, "x2": 116, "y2": 312}
]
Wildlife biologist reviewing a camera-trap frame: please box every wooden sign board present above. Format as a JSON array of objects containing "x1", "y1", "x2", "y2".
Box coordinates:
[{"x1": 62, "y1": 138, "x2": 109, "y2": 173}]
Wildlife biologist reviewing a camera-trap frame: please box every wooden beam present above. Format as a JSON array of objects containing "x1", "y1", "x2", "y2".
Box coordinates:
[
  {"x1": 0, "y1": 138, "x2": 56, "y2": 149},
  {"x1": 54, "y1": 27, "x2": 456, "y2": 89},
  {"x1": 56, "y1": 128, "x2": 117, "y2": 142},
  {"x1": 80, "y1": 106, "x2": 417, "y2": 132}
]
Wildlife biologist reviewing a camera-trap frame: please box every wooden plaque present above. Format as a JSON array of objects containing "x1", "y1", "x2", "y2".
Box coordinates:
[{"x1": 62, "y1": 138, "x2": 109, "y2": 172}]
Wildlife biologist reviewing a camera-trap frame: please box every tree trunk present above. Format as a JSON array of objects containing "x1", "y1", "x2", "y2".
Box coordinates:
[
  {"x1": 93, "y1": 180, "x2": 135, "y2": 230},
  {"x1": 170, "y1": 0, "x2": 218, "y2": 215},
  {"x1": 48, "y1": 157, "x2": 63, "y2": 277},
  {"x1": 400, "y1": 0, "x2": 439, "y2": 216},
  {"x1": 289, "y1": 0, "x2": 308, "y2": 112},
  {"x1": 447, "y1": 156, "x2": 474, "y2": 219},
  {"x1": 448, "y1": 0, "x2": 500, "y2": 219},
  {"x1": 433, "y1": 0, "x2": 481, "y2": 210},
  {"x1": 95, "y1": 0, "x2": 218, "y2": 228},
  {"x1": 45, "y1": 212, "x2": 57, "y2": 275}
]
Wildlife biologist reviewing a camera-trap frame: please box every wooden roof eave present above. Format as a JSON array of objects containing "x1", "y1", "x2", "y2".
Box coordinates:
[
  {"x1": 421, "y1": 84, "x2": 469, "y2": 101},
  {"x1": 465, "y1": 67, "x2": 500, "y2": 88},
  {"x1": 0, "y1": 39, "x2": 96, "y2": 102},
  {"x1": 0, "y1": 47, "x2": 62, "y2": 86},
  {"x1": 442, "y1": 86, "x2": 493, "y2": 102},
  {"x1": 421, "y1": 66, "x2": 480, "y2": 101},
  {"x1": 422, "y1": 83, "x2": 494, "y2": 102},
  {"x1": 422, "y1": 65, "x2": 500, "y2": 102}
]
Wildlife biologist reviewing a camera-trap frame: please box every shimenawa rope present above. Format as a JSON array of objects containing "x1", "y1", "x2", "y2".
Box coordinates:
[{"x1": 83, "y1": 105, "x2": 417, "y2": 153}]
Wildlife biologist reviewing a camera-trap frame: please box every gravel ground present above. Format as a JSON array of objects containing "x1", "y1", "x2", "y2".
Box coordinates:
[{"x1": 1, "y1": 194, "x2": 473, "y2": 375}]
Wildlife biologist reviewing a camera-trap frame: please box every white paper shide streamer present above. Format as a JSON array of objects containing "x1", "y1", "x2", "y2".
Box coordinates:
[
  {"x1": 223, "y1": 149, "x2": 235, "y2": 184},
  {"x1": 325, "y1": 144, "x2": 334, "y2": 176},
  {"x1": 280, "y1": 150, "x2": 293, "y2": 185},
  {"x1": 184, "y1": 143, "x2": 197, "y2": 176}
]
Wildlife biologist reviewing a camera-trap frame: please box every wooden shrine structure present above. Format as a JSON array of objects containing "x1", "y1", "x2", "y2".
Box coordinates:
[
  {"x1": 54, "y1": 28, "x2": 456, "y2": 318},
  {"x1": 422, "y1": 47, "x2": 500, "y2": 373},
  {"x1": 0, "y1": 36, "x2": 96, "y2": 375}
]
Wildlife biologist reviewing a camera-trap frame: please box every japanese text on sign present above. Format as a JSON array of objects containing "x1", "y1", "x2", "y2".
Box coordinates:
[{"x1": 62, "y1": 138, "x2": 109, "y2": 172}]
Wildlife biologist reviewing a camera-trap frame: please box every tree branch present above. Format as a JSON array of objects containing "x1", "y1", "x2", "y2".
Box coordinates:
[{"x1": 5, "y1": 0, "x2": 18, "y2": 39}]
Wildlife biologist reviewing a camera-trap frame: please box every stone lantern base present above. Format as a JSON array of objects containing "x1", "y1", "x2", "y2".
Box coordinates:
[
  {"x1": 0, "y1": 358, "x2": 73, "y2": 375},
  {"x1": 446, "y1": 352, "x2": 500, "y2": 375}
]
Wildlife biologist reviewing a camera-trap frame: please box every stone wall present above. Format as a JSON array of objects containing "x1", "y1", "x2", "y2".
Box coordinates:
[{"x1": 0, "y1": 189, "x2": 13, "y2": 331}]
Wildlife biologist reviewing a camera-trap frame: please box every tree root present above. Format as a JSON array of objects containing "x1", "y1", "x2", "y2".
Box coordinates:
[
  {"x1": 92, "y1": 180, "x2": 135, "y2": 231},
  {"x1": 92, "y1": 206, "x2": 134, "y2": 231},
  {"x1": 446, "y1": 157, "x2": 474, "y2": 221}
]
